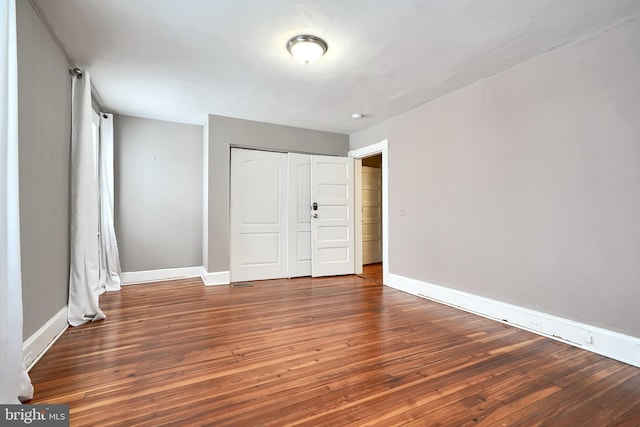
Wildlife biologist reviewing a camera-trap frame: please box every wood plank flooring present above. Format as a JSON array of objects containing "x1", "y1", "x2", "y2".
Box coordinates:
[
  {"x1": 27, "y1": 270, "x2": 640, "y2": 426},
  {"x1": 358, "y1": 262, "x2": 383, "y2": 284}
]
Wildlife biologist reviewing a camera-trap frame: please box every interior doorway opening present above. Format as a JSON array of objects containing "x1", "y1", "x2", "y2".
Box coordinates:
[
  {"x1": 358, "y1": 262, "x2": 384, "y2": 284},
  {"x1": 361, "y1": 154, "x2": 383, "y2": 282},
  {"x1": 350, "y1": 140, "x2": 388, "y2": 285}
]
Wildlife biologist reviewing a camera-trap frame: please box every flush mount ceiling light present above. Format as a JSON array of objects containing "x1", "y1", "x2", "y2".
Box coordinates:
[{"x1": 287, "y1": 34, "x2": 328, "y2": 64}]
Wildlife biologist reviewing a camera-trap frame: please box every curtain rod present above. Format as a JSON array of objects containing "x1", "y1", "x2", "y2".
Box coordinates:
[
  {"x1": 67, "y1": 67, "x2": 107, "y2": 110},
  {"x1": 69, "y1": 67, "x2": 83, "y2": 79}
]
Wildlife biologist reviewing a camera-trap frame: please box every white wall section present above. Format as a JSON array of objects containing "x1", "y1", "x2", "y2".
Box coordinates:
[
  {"x1": 114, "y1": 115, "x2": 203, "y2": 272},
  {"x1": 387, "y1": 15, "x2": 640, "y2": 338},
  {"x1": 16, "y1": 0, "x2": 71, "y2": 339}
]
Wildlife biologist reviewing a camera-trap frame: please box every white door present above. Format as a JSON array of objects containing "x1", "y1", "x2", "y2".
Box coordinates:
[
  {"x1": 287, "y1": 153, "x2": 312, "y2": 277},
  {"x1": 311, "y1": 155, "x2": 355, "y2": 277},
  {"x1": 230, "y1": 148, "x2": 287, "y2": 282},
  {"x1": 362, "y1": 166, "x2": 382, "y2": 264}
]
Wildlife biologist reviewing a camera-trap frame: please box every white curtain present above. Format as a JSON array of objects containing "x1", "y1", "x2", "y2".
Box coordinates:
[
  {"x1": 68, "y1": 70, "x2": 105, "y2": 326},
  {"x1": 98, "y1": 113, "x2": 121, "y2": 292},
  {"x1": 0, "y1": 0, "x2": 33, "y2": 403}
]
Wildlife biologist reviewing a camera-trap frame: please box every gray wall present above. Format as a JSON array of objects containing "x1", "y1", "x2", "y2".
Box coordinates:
[
  {"x1": 114, "y1": 115, "x2": 203, "y2": 271},
  {"x1": 388, "y1": 16, "x2": 640, "y2": 337},
  {"x1": 206, "y1": 115, "x2": 349, "y2": 273},
  {"x1": 16, "y1": 0, "x2": 71, "y2": 338}
]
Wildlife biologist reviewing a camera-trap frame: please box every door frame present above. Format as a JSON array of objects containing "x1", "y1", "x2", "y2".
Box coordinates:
[{"x1": 349, "y1": 139, "x2": 389, "y2": 285}]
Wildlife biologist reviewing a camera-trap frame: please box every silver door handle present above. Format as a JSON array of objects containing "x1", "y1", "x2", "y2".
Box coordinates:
[{"x1": 312, "y1": 213, "x2": 318, "y2": 218}]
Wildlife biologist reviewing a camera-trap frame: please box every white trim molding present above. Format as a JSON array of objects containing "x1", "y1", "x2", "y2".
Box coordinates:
[
  {"x1": 387, "y1": 273, "x2": 640, "y2": 368},
  {"x1": 348, "y1": 140, "x2": 388, "y2": 159},
  {"x1": 202, "y1": 270, "x2": 231, "y2": 286},
  {"x1": 121, "y1": 266, "x2": 204, "y2": 285},
  {"x1": 23, "y1": 306, "x2": 68, "y2": 371},
  {"x1": 349, "y1": 139, "x2": 389, "y2": 285}
]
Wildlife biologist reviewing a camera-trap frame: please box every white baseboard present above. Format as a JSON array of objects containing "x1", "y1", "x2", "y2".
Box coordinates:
[
  {"x1": 121, "y1": 267, "x2": 231, "y2": 286},
  {"x1": 202, "y1": 270, "x2": 230, "y2": 286},
  {"x1": 121, "y1": 266, "x2": 204, "y2": 285},
  {"x1": 23, "y1": 306, "x2": 68, "y2": 371},
  {"x1": 387, "y1": 273, "x2": 640, "y2": 368}
]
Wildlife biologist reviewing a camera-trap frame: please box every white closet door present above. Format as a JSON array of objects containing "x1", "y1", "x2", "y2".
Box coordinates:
[
  {"x1": 311, "y1": 155, "x2": 355, "y2": 277},
  {"x1": 230, "y1": 148, "x2": 287, "y2": 282},
  {"x1": 362, "y1": 166, "x2": 382, "y2": 264},
  {"x1": 287, "y1": 153, "x2": 312, "y2": 277}
]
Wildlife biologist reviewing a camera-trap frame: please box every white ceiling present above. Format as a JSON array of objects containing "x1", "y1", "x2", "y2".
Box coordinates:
[{"x1": 31, "y1": 0, "x2": 640, "y2": 134}]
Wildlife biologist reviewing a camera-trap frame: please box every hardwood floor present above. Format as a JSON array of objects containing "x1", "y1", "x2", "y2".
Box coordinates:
[
  {"x1": 358, "y1": 262, "x2": 383, "y2": 284},
  {"x1": 28, "y1": 271, "x2": 640, "y2": 426}
]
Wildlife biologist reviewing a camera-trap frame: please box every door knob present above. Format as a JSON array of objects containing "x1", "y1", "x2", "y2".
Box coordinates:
[{"x1": 312, "y1": 213, "x2": 318, "y2": 218}]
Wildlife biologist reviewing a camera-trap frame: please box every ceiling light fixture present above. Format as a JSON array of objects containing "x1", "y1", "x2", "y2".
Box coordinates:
[
  {"x1": 351, "y1": 113, "x2": 364, "y2": 119},
  {"x1": 287, "y1": 34, "x2": 328, "y2": 64}
]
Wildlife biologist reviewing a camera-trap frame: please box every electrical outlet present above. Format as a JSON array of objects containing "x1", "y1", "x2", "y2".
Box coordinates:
[
  {"x1": 24, "y1": 351, "x2": 34, "y2": 368},
  {"x1": 529, "y1": 320, "x2": 542, "y2": 331}
]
